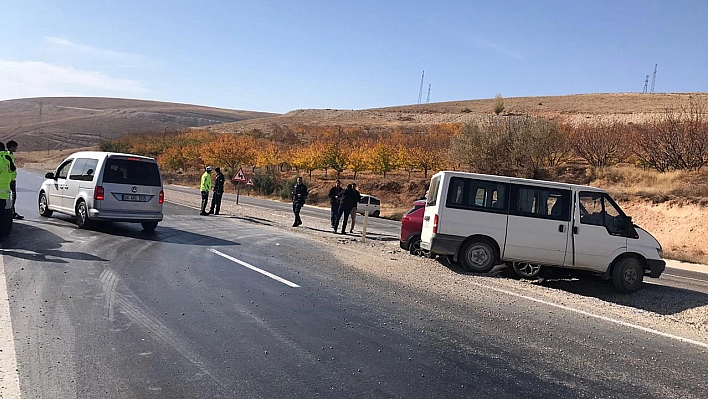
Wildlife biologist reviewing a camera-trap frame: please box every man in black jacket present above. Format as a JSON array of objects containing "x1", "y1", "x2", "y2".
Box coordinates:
[
  {"x1": 334, "y1": 183, "x2": 360, "y2": 234},
  {"x1": 291, "y1": 177, "x2": 308, "y2": 227},
  {"x1": 328, "y1": 179, "x2": 343, "y2": 230},
  {"x1": 208, "y1": 167, "x2": 225, "y2": 215}
]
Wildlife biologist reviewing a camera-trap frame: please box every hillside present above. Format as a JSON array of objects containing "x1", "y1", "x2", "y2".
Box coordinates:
[
  {"x1": 0, "y1": 97, "x2": 278, "y2": 151},
  {"x1": 204, "y1": 92, "x2": 708, "y2": 135}
]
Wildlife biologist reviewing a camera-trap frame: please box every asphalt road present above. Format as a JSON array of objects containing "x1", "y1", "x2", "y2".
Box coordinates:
[{"x1": 1, "y1": 169, "x2": 706, "y2": 398}]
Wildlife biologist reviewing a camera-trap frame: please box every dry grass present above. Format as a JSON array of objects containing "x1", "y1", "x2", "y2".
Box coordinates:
[{"x1": 594, "y1": 165, "x2": 708, "y2": 205}]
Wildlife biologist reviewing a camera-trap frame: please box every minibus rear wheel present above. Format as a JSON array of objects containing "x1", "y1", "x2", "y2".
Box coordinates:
[
  {"x1": 460, "y1": 240, "x2": 497, "y2": 273},
  {"x1": 612, "y1": 257, "x2": 644, "y2": 293}
]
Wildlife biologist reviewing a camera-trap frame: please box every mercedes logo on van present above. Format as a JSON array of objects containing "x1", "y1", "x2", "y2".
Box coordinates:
[{"x1": 131, "y1": 186, "x2": 138, "y2": 193}]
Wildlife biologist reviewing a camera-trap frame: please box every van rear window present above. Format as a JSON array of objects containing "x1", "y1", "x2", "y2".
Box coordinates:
[
  {"x1": 103, "y1": 158, "x2": 162, "y2": 186},
  {"x1": 427, "y1": 176, "x2": 441, "y2": 206}
]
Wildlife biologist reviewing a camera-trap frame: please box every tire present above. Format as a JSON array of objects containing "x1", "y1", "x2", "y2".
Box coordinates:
[
  {"x1": 511, "y1": 261, "x2": 542, "y2": 279},
  {"x1": 38, "y1": 192, "x2": 53, "y2": 217},
  {"x1": 408, "y1": 235, "x2": 429, "y2": 257},
  {"x1": 75, "y1": 201, "x2": 91, "y2": 229},
  {"x1": 612, "y1": 257, "x2": 644, "y2": 293},
  {"x1": 460, "y1": 240, "x2": 497, "y2": 273},
  {"x1": 372, "y1": 210, "x2": 380, "y2": 217},
  {"x1": 141, "y1": 221, "x2": 158, "y2": 232}
]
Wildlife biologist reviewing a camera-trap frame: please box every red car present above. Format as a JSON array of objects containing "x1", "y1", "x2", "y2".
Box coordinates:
[{"x1": 399, "y1": 199, "x2": 428, "y2": 256}]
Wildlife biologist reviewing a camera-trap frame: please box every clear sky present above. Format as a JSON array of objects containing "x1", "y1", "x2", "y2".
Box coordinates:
[{"x1": 1, "y1": 1, "x2": 707, "y2": 114}]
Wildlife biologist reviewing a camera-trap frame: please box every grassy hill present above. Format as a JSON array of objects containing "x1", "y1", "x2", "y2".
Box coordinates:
[{"x1": 0, "y1": 97, "x2": 278, "y2": 151}]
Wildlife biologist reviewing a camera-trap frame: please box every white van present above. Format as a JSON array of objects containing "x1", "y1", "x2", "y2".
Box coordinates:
[
  {"x1": 38, "y1": 151, "x2": 164, "y2": 231},
  {"x1": 420, "y1": 171, "x2": 665, "y2": 293}
]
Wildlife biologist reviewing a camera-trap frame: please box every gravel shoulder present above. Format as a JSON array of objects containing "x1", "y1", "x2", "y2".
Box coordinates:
[{"x1": 164, "y1": 187, "x2": 708, "y2": 347}]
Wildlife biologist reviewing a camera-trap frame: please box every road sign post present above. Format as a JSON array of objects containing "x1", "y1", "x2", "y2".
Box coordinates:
[{"x1": 232, "y1": 167, "x2": 247, "y2": 204}]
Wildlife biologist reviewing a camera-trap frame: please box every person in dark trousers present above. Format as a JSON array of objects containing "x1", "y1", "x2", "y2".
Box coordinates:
[
  {"x1": 328, "y1": 179, "x2": 343, "y2": 229},
  {"x1": 347, "y1": 182, "x2": 361, "y2": 233},
  {"x1": 335, "y1": 183, "x2": 360, "y2": 234},
  {"x1": 6, "y1": 141, "x2": 22, "y2": 219},
  {"x1": 208, "y1": 167, "x2": 225, "y2": 215},
  {"x1": 291, "y1": 176, "x2": 308, "y2": 227},
  {"x1": 200, "y1": 166, "x2": 212, "y2": 216}
]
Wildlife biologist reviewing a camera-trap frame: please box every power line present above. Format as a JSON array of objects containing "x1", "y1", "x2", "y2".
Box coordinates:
[{"x1": 417, "y1": 70, "x2": 424, "y2": 104}]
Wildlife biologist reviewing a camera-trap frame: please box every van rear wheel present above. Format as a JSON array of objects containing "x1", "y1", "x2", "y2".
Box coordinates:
[
  {"x1": 460, "y1": 240, "x2": 497, "y2": 273},
  {"x1": 612, "y1": 257, "x2": 644, "y2": 293},
  {"x1": 75, "y1": 201, "x2": 92, "y2": 229}
]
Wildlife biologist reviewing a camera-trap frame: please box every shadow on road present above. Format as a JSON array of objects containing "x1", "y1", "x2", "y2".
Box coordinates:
[
  {"x1": 434, "y1": 258, "x2": 708, "y2": 315},
  {"x1": 1, "y1": 222, "x2": 109, "y2": 264}
]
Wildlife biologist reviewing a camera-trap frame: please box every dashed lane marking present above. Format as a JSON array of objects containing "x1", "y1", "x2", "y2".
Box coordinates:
[{"x1": 208, "y1": 249, "x2": 300, "y2": 288}]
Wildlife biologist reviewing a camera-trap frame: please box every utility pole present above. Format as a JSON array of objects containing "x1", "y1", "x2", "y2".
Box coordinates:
[
  {"x1": 650, "y1": 64, "x2": 657, "y2": 94},
  {"x1": 643, "y1": 75, "x2": 649, "y2": 93},
  {"x1": 426, "y1": 84, "x2": 431, "y2": 104},
  {"x1": 417, "y1": 70, "x2": 425, "y2": 104}
]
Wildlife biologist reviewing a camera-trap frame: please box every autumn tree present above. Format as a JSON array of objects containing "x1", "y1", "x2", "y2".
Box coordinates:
[
  {"x1": 202, "y1": 134, "x2": 257, "y2": 171},
  {"x1": 451, "y1": 122, "x2": 514, "y2": 174},
  {"x1": 322, "y1": 143, "x2": 349, "y2": 177},
  {"x1": 368, "y1": 140, "x2": 399, "y2": 178},
  {"x1": 347, "y1": 145, "x2": 370, "y2": 179},
  {"x1": 291, "y1": 142, "x2": 326, "y2": 178},
  {"x1": 569, "y1": 119, "x2": 628, "y2": 169}
]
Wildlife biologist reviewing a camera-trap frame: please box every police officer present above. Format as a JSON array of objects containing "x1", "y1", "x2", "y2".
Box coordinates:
[
  {"x1": 6, "y1": 141, "x2": 22, "y2": 219},
  {"x1": 208, "y1": 167, "x2": 225, "y2": 215},
  {"x1": 200, "y1": 166, "x2": 212, "y2": 216},
  {"x1": 0, "y1": 143, "x2": 16, "y2": 239},
  {"x1": 291, "y1": 177, "x2": 308, "y2": 227}
]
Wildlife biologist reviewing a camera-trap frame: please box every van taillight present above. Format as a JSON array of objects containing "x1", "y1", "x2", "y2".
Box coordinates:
[
  {"x1": 159, "y1": 190, "x2": 164, "y2": 204},
  {"x1": 94, "y1": 186, "x2": 104, "y2": 201},
  {"x1": 433, "y1": 214, "x2": 439, "y2": 234}
]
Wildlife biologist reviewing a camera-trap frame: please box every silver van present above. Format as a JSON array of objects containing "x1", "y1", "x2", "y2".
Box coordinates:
[{"x1": 38, "y1": 151, "x2": 164, "y2": 231}]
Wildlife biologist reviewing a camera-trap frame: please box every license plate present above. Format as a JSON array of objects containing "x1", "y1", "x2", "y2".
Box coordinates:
[{"x1": 123, "y1": 194, "x2": 147, "y2": 202}]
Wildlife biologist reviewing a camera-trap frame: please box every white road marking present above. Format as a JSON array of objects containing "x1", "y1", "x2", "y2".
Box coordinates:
[
  {"x1": 470, "y1": 280, "x2": 708, "y2": 349},
  {"x1": 662, "y1": 273, "x2": 707, "y2": 284},
  {"x1": 208, "y1": 249, "x2": 300, "y2": 288},
  {"x1": 0, "y1": 255, "x2": 22, "y2": 398}
]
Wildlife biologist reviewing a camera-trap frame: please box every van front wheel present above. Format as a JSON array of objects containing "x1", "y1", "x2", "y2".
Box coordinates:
[
  {"x1": 460, "y1": 240, "x2": 497, "y2": 273},
  {"x1": 612, "y1": 257, "x2": 644, "y2": 293}
]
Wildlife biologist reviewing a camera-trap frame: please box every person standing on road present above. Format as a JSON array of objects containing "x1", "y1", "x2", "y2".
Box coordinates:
[
  {"x1": 5, "y1": 141, "x2": 22, "y2": 220},
  {"x1": 335, "y1": 183, "x2": 358, "y2": 234},
  {"x1": 208, "y1": 167, "x2": 225, "y2": 215},
  {"x1": 347, "y1": 182, "x2": 361, "y2": 233},
  {"x1": 328, "y1": 179, "x2": 343, "y2": 229},
  {"x1": 200, "y1": 166, "x2": 213, "y2": 216},
  {"x1": 0, "y1": 143, "x2": 16, "y2": 239},
  {"x1": 291, "y1": 176, "x2": 308, "y2": 227}
]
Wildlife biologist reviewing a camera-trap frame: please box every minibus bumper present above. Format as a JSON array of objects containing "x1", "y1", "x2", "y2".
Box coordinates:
[
  {"x1": 423, "y1": 234, "x2": 463, "y2": 256},
  {"x1": 647, "y1": 259, "x2": 666, "y2": 278}
]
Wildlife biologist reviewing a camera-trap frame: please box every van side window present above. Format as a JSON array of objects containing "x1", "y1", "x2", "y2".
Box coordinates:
[
  {"x1": 511, "y1": 185, "x2": 571, "y2": 221},
  {"x1": 579, "y1": 192, "x2": 625, "y2": 235},
  {"x1": 427, "y1": 176, "x2": 441, "y2": 206},
  {"x1": 69, "y1": 158, "x2": 99, "y2": 181},
  {"x1": 445, "y1": 177, "x2": 508, "y2": 212},
  {"x1": 55, "y1": 160, "x2": 73, "y2": 179}
]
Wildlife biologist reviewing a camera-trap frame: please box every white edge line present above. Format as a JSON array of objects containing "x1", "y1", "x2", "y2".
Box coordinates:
[
  {"x1": 209, "y1": 249, "x2": 300, "y2": 288},
  {"x1": 470, "y1": 280, "x2": 708, "y2": 349},
  {"x1": 0, "y1": 252, "x2": 22, "y2": 398},
  {"x1": 662, "y1": 273, "x2": 707, "y2": 283}
]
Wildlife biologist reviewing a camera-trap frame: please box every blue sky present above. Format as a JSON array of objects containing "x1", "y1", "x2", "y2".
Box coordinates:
[{"x1": 1, "y1": 1, "x2": 707, "y2": 113}]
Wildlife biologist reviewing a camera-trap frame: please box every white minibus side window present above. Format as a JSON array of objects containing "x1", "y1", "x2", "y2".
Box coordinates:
[
  {"x1": 511, "y1": 185, "x2": 571, "y2": 221},
  {"x1": 445, "y1": 177, "x2": 508, "y2": 212}
]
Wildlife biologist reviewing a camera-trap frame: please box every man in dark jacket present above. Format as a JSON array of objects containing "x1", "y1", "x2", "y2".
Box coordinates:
[
  {"x1": 328, "y1": 179, "x2": 343, "y2": 229},
  {"x1": 291, "y1": 177, "x2": 308, "y2": 227},
  {"x1": 335, "y1": 183, "x2": 360, "y2": 234},
  {"x1": 208, "y1": 167, "x2": 225, "y2": 215}
]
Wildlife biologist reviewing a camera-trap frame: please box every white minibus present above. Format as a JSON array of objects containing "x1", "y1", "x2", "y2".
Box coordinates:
[{"x1": 420, "y1": 171, "x2": 665, "y2": 293}]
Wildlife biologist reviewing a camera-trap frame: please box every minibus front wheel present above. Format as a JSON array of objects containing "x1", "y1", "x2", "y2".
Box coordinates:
[
  {"x1": 612, "y1": 257, "x2": 644, "y2": 293},
  {"x1": 460, "y1": 240, "x2": 497, "y2": 273}
]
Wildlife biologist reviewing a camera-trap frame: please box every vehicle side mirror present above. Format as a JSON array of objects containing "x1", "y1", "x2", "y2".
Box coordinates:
[{"x1": 45, "y1": 172, "x2": 55, "y2": 179}]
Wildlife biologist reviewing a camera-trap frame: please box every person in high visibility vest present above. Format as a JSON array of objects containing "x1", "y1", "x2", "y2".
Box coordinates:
[
  {"x1": 0, "y1": 143, "x2": 16, "y2": 238},
  {"x1": 6, "y1": 141, "x2": 22, "y2": 219},
  {"x1": 200, "y1": 166, "x2": 213, "y2": 216}
]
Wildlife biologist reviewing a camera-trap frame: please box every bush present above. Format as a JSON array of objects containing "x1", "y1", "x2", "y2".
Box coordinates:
[
  {"x1": 279, "y1": 177, "x2": 298, "y2": 200},
  {"x1": 252, "y1": 173, "x2": 276, "y2": 195}
]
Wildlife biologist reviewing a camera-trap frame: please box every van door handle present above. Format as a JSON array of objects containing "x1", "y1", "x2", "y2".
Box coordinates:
[
  {"x1": 573, "y1": 226, "x2": 578, "y2": 234},
  {"x1": 424, "y1": 216, "x2": 430, "y2": 221},
  {"x1": 558, "y1": 225, "x2": 564, "y2": 233}
]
